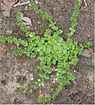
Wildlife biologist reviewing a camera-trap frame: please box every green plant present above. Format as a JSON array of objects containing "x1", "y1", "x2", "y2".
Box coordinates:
[
  {"x1": 0, "y1": 0, "x2": 92, "y2": 103},
  {"x1": 67, "y1": 0, "x2": 82, "y2": 37},
  {"x1": 83, "y1": 41, "x2": 92, "y2": 49}
]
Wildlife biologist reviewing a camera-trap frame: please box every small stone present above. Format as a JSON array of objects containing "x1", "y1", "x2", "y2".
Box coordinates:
[
  {"x1": 38, "y1": 21, "x2": 41, "y2": 25},
  {"x1": 35, "y1": 0, "x2": 39, "y2": 4},
  {"x1": 73, "y1": 69, "x2": 76, "y2": 73},
  {"x1": 30, "y1": 74, "x2": 34, "y2": 81},
  {"x1": 52, "y1": 80, "x2": 56, "y2": 83}
]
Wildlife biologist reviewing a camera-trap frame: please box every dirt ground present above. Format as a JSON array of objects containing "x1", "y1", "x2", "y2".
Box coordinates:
[{"x1": 0, "y1": 0, "x2": 94, "y2": 104}]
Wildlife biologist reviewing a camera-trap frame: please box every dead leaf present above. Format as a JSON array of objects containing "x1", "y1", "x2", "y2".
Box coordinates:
[
  {"x1": 19, "y1": 13, "x2": 32, "y2": 28},
  {"x1": 38, "y1": 90, "x2": 44, "y2": 98},
  {"x1": 22, "y1": 16, "x2": 32, "y2": 26},
  {"x1": 6, "y1": 30, "x2": 12, "y2": 34},
  {"x1": 1, "y1": 0, "x2": 18, "y2": 17},
  {"x1": 81, "y1": 48, "x2": 93, "y2": 58}
]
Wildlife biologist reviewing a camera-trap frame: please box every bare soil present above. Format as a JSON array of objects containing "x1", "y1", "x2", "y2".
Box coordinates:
[{"x1": 0, "y1": 0, "x2": 94, "y2": 104}]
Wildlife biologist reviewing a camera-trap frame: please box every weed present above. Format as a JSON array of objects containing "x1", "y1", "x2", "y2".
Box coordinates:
[
  {"x1": 67, "y1": 0, "x2": 82, "y2": 37},
  {"x1": 0, "y1": 0, "x2": 92, "y2": 103}
]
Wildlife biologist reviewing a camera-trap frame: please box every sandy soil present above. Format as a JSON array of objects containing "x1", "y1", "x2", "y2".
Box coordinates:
[{"x1": 0, "y1": 0, "x2": 94, "y2": 104}]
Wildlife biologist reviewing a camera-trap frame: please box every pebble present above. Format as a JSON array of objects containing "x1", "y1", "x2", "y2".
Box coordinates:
[
  {"x1": 29, "y1": 74, "x2": 34, "y2": 81},
  {"x1": 35, "y1": 0, "x2": 39, "y2": 4},
  {"x1": 73, "y1": 69, "x2": 76, "y2": 73}
]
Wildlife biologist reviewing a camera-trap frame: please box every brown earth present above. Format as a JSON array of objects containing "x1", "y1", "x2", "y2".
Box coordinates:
[{"x1": 0, "y1": 0, "x2": 94, "y2": 104}]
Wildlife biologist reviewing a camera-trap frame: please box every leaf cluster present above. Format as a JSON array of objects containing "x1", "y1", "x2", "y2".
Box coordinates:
[
  {"x1": 15, "y1": 10, "x2": 83, "y2": 86},
  {"x1": 0, "y1": 0, "x2": 91, "y2": 103}
]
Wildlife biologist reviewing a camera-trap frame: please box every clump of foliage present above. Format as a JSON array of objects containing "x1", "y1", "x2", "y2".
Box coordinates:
[{"x1": 0, "y1": 0, "x2": 92, "y2": 103}]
